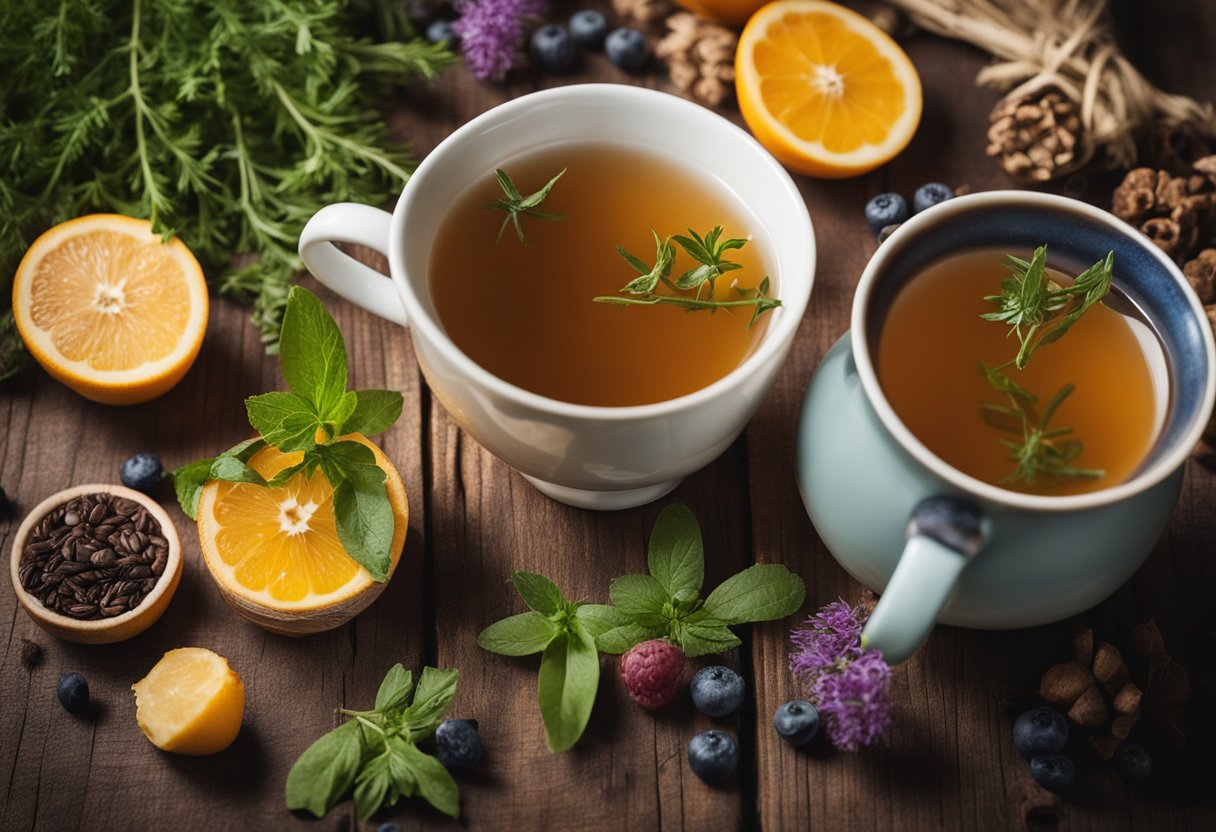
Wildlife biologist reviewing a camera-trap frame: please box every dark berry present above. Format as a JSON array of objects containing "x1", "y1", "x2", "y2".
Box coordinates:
[
  {"x1": 426, "y1": 19, "x2": 457, "y2": 48},
  {"x1": 1012, "y1": 706, "x2": 1068, "y2": 758},
  {"x1": 569, "y1": 10, "x2": 607, "y2": 48},
  {"x1": 604, "y1": 27, "x2": 648, "y2": 72},
  {"x1": 912, "y1": 182, "x2": 954, "y2": 214},
  {"x1": 1029, "y1": 753, "x2": 1075, "y2": 793},
  {"x1": 57, "y1": 672, "x2": 90, "y2": 715},
  {"x1": 687, "y1": 730, "x2": 738, "y2": 785},
  {"x1": 378, "y1": 824, "x2": 402, "y2": 832},
  {"x1": 773, "y1": 700, "x2": 820, "y2": 747},
  {"x1": 435, "y1": 719, "x2": 482, "y2": 771},
  {"x1": 864, "y1": 193, "x2": 909, "y2": 235},
  {"x1": 690, "y1": 666, "x2": 745, "y2": 718},
  {"x1": 119, "y1": 453, "x2": 163, "y2": 493},
  {"x1": 531, "y1": 25, "x2": 577, "y2": 73},
  {"x1": 1114, "y1": 741, "x2": 1152, "y2": 783}
]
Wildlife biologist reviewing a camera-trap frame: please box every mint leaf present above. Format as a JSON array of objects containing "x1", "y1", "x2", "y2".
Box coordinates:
[
  {"x1": 172, "y1": 438, "x2": 267, "y2": 519},
  {"x1": 374, "y1": 664, "x2": 413, "y2": 712},
  {"x1": 398, "y1": 741, "x2": 459, "y2": 818},
  {"x1": 676, "y1": 611, "x2": 742, "y2": 657},
  {"x1": 285, "y1": 719, "x2": 367, "y2": 817},
  {"x1": 647, "y1": 503, "x2": 704, "y2": 597},
  {"x1": 608, "y1": 573, "x2": 669, "y2": 627},
  {"x1": 478, "y1": 612, "x2": 559, "y2": 656},
  {"x1": 353, "y1": 739, "x2": 395, "y2": 820},
  {"x1": 280, "y1": 286, "x2": 349, "y2": 420},
  {"x1": 596, "y1": 623, "x2": 665, "y2": 654},
  {"x1": 702, "y1": 564, "x2": 805, "y2": 625},
  {"x1": 245, "y1": 391, "x2": 320, "y2": 452},
  {"x1": 512, "y1": 571, "x2": 566, "y2": 615},
  {"x1": 403, "y1": 667, "x2": 459, "y2": 738},
  {"x1": 323, "y1": 440, "x2": 394, "y2": 581},
  {"x1": 537, "y1": 628, "x2": 600, "y2": 752},
  {"x1": 341, "y1": 389, "x2": 404, "y2": 437},
  {"x1": 573, "y1": 604, "x2": 629, "y2": 641}
]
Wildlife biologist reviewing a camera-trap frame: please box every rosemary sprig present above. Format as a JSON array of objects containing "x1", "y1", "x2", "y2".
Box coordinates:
[
  {"x1": 981, "y1": 246, "x2": 1114, "y2": 369},
  {"x1": 486, "y1": 167, "x2": 567, "y2": 245},
  {"x1": 594, "y1": 227, "x2": 781, "y2": 327}
]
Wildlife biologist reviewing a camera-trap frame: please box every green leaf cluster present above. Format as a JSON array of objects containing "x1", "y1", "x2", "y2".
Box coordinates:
[
  {"x1": 594, "y1": 226, "x2": 782, "y2": 327},
  {"x1": 286, "y1": 664, "x2": 461, "y2": 820},
  {"x1": 477, "y1": 504, "x2": 805, "y2": 752},
  {"x1": 173, "y1": 286, "x2": 404, "y2": 580},
  {"x1": 486, "y1": 167, "x2": 567, "y2": 245},
  {"x1": 0, "y1": 0, "x2": 453, "y2": 377},
  {"x1": 978, "y1": 246, "x2": 1114, "y2": 485}
]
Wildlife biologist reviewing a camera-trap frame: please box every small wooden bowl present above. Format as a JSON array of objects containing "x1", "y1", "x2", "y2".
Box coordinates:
[{"x1": 9, "y1": 484, "x2": 183, "y2": 644}]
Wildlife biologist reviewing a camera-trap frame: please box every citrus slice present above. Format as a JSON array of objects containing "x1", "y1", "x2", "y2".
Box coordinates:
[
  {"x1": 11, "y1": 214, "x2": 209, "y2": 405},
  {"x1": 674, "y1": 0, "x2": 767, "y2": 26},
  {"x1": 736, "y1": 0, "x2": 923, "y2": 178},
  {"x1": 132, "y1": 647, "x2": 245, "y2": 755},
  {"x1": 196, "y1": 434, "x2": 408, "y2": 635}
]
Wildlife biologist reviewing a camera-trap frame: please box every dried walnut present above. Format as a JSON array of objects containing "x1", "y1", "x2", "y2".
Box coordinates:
[{"x1": 656, "y1": 12, "x2": 737, "y2": 108}]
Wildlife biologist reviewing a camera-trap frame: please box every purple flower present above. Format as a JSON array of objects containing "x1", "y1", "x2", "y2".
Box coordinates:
[
  {"x1": 788, "y1": 599, "x2": 893, "y2": 751},
  {"x1": 814, "y1": 650, "x2": 893, "y2": 751},
  {"x1": 453, "y1": 0, "x2": 548, "y2": 81}
]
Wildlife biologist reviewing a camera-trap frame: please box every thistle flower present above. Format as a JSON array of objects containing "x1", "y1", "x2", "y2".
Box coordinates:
[
  {"x1": 452, "y1": 0, "x2": 548, "y2": 81},
  {"x1": 789, "y1": 599, "x2": 893, "y2": 751}
]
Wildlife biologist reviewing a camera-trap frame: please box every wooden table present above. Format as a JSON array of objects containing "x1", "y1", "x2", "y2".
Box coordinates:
[{"x1": 3, "y1": 2, "x2": 1215, "y2": 829}]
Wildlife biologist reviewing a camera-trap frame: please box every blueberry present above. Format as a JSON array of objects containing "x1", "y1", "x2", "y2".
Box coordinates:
[
  {"x1": 687, "y1": 730, "x2": 737, "y2": 785},
  {"x1": 604, "y1": 27, "x2": 648, "y2": 72},
  {"x1": 864, "y1": 193, "x2": 909, "y2": 235},
  {"x1": 119, "y1": 453, "x2": 163, "y2": 493},
  {"x1": 690, "y1": 666, "x2": 745, "y2": 718},
  {"x1": 1029, "y1": 753, "x2": 1075, "y2": 793},
  {"x1": 426, "y1": 19, "x2": 457, "y2": 48},
  {"x1": 1114, "y1": 741, "x2": 1152, "y2": 783},
  {"x1": 773, "y1": 700, "x2": 820, "y2": 747},
  {"x1": 377, "y1": 824, "x2": 402, "y2": 832},
  {"x1": 57, "y1": 672, "x2": 90, "y2": 715},
  {"x1": 912, "y1": 182, "x2": 954, "y2": 214},
  {"x1": 569, "y1": 9, "x2": 607, "y2": 48},
  {"x1": 1012, "y1": 706, "x2": 1068, "y2": 758},
  {"x1": 531, "y1": 25, "x2": 577, "y2": 73},
  {"x1": 435, "y1": 718, "x2": 482, "y2": 771}
]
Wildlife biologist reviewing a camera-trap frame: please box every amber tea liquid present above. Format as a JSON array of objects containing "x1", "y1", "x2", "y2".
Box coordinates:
[
  {"x1": 428, "y1": 141, "x2": 772, "y2": 406},
  {"x1": 877, "y1": 250, "x2": 1168, "y2": 495}
]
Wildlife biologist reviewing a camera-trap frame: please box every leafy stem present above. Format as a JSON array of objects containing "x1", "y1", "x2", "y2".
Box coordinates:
[
  {"x1": 485, "y1": 167, "x2": 567, "y2": 245},
  {"x1": 980, "y1": 376, "x2": 1105, "y2": 485}
]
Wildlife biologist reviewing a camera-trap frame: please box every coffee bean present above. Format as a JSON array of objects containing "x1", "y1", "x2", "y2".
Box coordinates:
[{"x1": 87, "y1": 503, "x2": 107, "y2": 525}]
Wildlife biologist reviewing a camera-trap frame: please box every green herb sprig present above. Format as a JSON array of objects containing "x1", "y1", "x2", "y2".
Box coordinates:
[
  {"x1": 478, "y1": 504, "x2": 805, "y2": 751},
  {"x1": 978, "y1": 246, "x2": 1114, "y2": 485},
  {"x1": 173, "y1": 286, "x2": 404, "y2": 580},
  {"x1": 594, "y1": 227, "x2": 782, "y2": 327},
  {"x1": 0, "y1": 0, "x2": 454, "y2": 377},
  {"x1": 286, "y1": 664, "x2": 461, "y2": 820},
  {"x1": 486, "y1": 167, "x2": 567, "y2": 245}
]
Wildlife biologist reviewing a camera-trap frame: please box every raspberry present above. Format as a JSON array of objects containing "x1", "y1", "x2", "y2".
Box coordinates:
[{"x1": 619, "y1": 639, "x2": 685, "y2": 710}]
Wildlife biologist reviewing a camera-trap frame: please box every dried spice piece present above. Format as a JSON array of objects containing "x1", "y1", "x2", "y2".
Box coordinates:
[
  {"x1": 1111, "y1": 162, "x2": 1216, "y2": 264},
  {"x1": 886, "y1": 0, "x2": 1216, "y2": 183},
  {"x1": 613, "y1": 0, "x2": 673, "y2": 25},
  {"x1": 18, "y1": 493, "x2": 166, "y2": 620},
  {"x1": 1183, "y1": 249, "x2": 1216, "y2": 304},
  {"x1": 1008, "y1": 776, "x2": 1064, "y2": 826},
  {"x1": 19, "y1": 638, "x2": 42, "y2": 671},
  {"x1": 656, "y1": 12, "x2": 737, "y2": 108}
]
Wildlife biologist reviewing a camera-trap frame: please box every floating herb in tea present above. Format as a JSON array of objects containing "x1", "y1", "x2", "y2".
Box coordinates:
[
  {"x1": 486, "y1": 167, "x2": 567, "y2": 245},
  {"x1": 595, "y1": 226, "x2": 781, "y2": 327}
]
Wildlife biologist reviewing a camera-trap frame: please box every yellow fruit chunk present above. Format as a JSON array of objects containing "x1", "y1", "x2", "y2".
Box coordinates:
[
  {"x1": 196, "y1": 434, "x2": 408, "y2": 635},
  {"x1": 11, "y1": 214, "x2": 209, "y2": 405},
  {"x1": 736, "y1": 0, "x2": 923, "y2": 178},
  {"x1": 132, "y1": 647, "x2": 245, "y2": 755},
  {"x1": 674, "y1": 0, "x2": 767, "y2": 26}
]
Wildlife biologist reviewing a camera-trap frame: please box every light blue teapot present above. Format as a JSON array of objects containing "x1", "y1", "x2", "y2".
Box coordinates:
[{"x1": 797, "y1": 192, "x2": 1215, "y2": 664}]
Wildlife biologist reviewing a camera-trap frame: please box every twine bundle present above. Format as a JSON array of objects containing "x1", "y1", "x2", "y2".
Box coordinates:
[{"x1": 884, "y1": 0, "x2": 1216, "y2": 181}]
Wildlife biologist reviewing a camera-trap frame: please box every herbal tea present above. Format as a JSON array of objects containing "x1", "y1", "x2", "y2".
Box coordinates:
[
  {"x1": 428, "y1": 141, "x2": 776, "y2": 406},
  {"x1": 877, "y1": 248, "x2": 1167, "y2": 495}
]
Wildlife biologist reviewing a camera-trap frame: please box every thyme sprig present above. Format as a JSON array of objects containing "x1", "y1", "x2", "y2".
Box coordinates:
[
  {"x1": 595, "y1": 227, "x2": 781, "y2": 327},
  {"x1": 486, "y1": 167, "x2": 567, "y2": 245},
  {"x1": 978, "y1": 246, "x2": 1114, "y2": 485}
]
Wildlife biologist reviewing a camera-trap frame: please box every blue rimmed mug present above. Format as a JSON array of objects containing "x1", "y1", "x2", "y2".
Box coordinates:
[{"x1": 796, "y1": 191, "x2": 1215, "y2": 664}]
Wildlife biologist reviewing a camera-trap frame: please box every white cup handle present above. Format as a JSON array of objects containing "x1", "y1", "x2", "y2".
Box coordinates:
[{"x1": 298, "y1": 203, "x2": 406, "y2": 327}]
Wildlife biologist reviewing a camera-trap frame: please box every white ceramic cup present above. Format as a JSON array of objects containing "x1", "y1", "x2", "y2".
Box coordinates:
[{"x1": 299, "y1": 84, "x2": 815, "y2": 510}]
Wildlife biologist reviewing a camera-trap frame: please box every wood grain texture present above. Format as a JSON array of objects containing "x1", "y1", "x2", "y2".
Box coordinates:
[{"x1": 2, "y1": 0, "x2": 1215, "y2": 830}]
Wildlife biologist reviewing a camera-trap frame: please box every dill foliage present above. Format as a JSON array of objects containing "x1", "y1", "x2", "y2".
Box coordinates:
[{"x1": 0, "y1": 0, "x2": 452, "y2": 376}]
